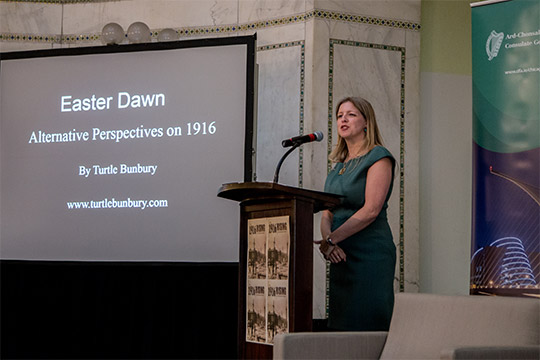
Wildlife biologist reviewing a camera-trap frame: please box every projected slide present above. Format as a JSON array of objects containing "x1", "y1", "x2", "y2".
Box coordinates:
[{"x1": 0, "y1": 37, "x2": 254, "y2": 262}]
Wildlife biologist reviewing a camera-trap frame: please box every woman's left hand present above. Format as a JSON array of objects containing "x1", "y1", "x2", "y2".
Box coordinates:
[
  {"x1": 314, "y1": 239, "x2": 333, "y2": 257},
  {"x1": 314, "y1": 239, "x2": 346, "y2": 263},
  {"x1": 328, "y1": 245, "x2": 346, "y2": 263}
]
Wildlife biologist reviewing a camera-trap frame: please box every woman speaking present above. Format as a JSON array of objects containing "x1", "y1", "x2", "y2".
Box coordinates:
[{"x1": 317, "y1": 96, "x2": 396, "y2": 331}]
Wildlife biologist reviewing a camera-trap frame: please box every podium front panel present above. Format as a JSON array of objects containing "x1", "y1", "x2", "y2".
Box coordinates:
[{"x1": 238, "y1": 198, "x2": 314, "y2": 360}]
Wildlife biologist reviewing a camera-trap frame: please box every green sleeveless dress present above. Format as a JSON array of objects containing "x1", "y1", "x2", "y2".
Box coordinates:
[{"x1": 324, "y1": 145, "x2": 396, "y2": 331}]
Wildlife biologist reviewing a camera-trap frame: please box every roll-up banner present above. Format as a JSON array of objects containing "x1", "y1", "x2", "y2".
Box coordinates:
[{"x1": 470, "y1": 0, "x2": 539, "y2": 297}]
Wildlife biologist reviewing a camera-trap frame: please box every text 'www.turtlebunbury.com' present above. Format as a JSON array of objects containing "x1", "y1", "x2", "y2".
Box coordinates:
[{"x1": 67, "y1": 198, "x2": 169, "y2": 210}]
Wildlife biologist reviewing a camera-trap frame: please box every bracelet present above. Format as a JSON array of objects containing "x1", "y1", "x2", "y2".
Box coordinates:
[{"x1": 326, "y1": 235, "x2": 335, "y2": 246}]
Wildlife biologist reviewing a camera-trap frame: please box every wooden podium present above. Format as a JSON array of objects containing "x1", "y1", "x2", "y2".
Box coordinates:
[{"x1": 218, "y1": 182, "x2": 341, "y2": 359}]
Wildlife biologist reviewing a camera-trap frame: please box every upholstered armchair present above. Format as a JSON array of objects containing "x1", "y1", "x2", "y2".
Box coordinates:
[{"x1": 274, "y1": 293, "x2": 540, "y2": 359}]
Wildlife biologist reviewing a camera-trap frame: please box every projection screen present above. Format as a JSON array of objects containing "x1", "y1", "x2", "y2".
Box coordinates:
[{"x1": 0, "y1": 36, "x2": 255, "y2": 262}]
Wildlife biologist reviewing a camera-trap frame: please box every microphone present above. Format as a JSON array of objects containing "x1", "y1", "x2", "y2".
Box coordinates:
[
  {"x1": 274, "y1": 131, "x2": 324, "y2": 183},
  {"x1": 281, "y1": 131, "x2": 324, "y2": 147}
]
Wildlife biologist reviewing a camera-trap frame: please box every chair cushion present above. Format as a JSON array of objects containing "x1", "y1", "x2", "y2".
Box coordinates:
[{"x1": 273, "y1": 332, "x2": 388, "y2": 360}]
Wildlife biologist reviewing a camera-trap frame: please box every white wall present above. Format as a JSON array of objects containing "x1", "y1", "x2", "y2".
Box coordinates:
[
  {"x1": 419, "y1": 71, "x2": 472, "y2": 295},
  {"x1": 418, "y1": 0, "x2": 473, "y2": 295}
]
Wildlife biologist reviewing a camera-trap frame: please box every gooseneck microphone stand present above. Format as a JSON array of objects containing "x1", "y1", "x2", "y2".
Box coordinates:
[{"x1": 273, "y1": 142, "x2": 301, "y2": 183}]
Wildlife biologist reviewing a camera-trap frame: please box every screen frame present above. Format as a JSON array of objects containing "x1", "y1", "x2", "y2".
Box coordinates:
[{"x1": 0, "y1": 35, "x2": 257, "y2": 262}]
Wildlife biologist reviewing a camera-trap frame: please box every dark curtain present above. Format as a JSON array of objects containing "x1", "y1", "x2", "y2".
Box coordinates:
[{"x1": 1, "y1": 260, "x2": 238, "y2": 359}]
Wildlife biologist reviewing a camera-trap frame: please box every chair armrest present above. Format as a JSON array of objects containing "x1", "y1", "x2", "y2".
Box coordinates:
[
  {"x1": 273, "y1": 331, "x2": 388, "y2": 360},
  {"x1": 440, "y1": 345, "x2": 540, "y2": 360}
]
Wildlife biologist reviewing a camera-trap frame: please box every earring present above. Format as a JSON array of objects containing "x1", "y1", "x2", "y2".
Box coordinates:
[{"x1": 364, "y1": 128, "x2": 367, "y2": 132}]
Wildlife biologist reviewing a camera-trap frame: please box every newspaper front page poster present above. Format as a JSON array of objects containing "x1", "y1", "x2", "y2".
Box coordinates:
[{"x1": 246, "y1": 216, "x2": 290, "y2": 345}]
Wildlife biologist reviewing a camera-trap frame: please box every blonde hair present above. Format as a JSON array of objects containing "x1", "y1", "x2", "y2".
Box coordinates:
[{"x1": 329, "y1": 96, "x2": 384, "y2": 163}]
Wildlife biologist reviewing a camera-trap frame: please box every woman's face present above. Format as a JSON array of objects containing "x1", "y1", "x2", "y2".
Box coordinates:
[{"x1": 336, "y1": 101, "x2": 367, "y2": 141}]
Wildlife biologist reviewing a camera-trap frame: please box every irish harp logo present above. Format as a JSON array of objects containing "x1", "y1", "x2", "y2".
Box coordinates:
[{"x1": 486, "y1": 30, "x2": 504, "y2": 61}]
